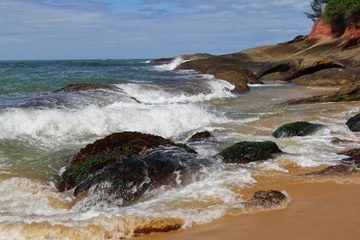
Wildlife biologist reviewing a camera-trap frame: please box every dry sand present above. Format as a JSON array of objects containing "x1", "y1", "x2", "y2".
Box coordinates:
[{"x1": 138, "y1": 179, "x2": 360, "y2": 240}]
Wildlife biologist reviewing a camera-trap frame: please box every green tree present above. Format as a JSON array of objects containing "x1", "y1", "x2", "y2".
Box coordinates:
[
  {"x1": 325, "y1": 0, "x2": 360, "y2": 24},
  {"x1": 305, "y1": 0, "x2": 327, "y2": 22}
]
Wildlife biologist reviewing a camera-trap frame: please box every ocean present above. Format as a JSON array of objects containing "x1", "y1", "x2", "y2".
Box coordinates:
[{"x1": 0, "y1": 58, "x2": 358, "y2": 239}]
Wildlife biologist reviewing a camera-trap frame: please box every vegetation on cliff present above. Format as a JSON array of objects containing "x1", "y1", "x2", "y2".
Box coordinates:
[{"x1": 306, "y1": 0, "x2": 360, "y2": 24}]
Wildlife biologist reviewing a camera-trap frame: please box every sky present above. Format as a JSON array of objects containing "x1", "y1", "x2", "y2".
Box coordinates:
[{"x1": 0, "y1": 0, "x2": 313, "y2": 60}]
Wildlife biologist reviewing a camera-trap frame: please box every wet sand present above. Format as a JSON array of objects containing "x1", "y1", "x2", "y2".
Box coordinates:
[{"x1": 138, "y1": 180, "x2": 360, "y2": 240}]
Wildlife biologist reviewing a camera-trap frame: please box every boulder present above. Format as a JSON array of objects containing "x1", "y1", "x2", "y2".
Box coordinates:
[
  {"x1": 189, "y1": 131, "x2": 214, "y2": 142},
  {"x1": 285, "y1": 82, "x2": 360, "y2": 105},
  {"x1": 245, "y1": 190, "x2": 288, "y2": 209},
  {"x1": 57, "y1": 132, "x2": 196, "y2": 192},
  {"x1": 272, "y1": 121, "x2": 323, "y2": 138},
  {"x1": 305, "y1": 164, "x2": 356, "y2": 176},
  {"x1": 219, "y1": 141, "x2": 282, "y2": 164},
  {"x1": 53, "y1": 83, "x2": 115, "y2": 93},
  {"x1": 73, "y1": 146, "x2": 197, "y2": 205},
  {"x1": 346, "y1": 113, "x2": 360, "y2": 132}
]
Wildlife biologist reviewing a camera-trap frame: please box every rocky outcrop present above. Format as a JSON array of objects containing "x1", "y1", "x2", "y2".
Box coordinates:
[
  {"x1": 305, "y1": 164, "x2": 356, "y2": 176},
  {"x1": 245, "y1": 190, "x2": 288, "y2": 209},
  {"x1": 346, "y1": 113, "x2": 360, "y2": 132},
  {"x1": 309, "y1": 19, "x2": 335, "y2": 39},
  {"x1": 177, "y1": 54, "x2": 263, "y2": 93},
  {"x1": 272, "y1": 121, "x2": 323, "y2": 138},
  {"x1": 189, "y1": 131, "x2": 214, "y2": 142},
  {"x1": 53, "y1": 83, "x2": 115, "y2": 93},
  {"x1": 341, "y1": 24, "x2": 360, "y2": 49},
  {"x1": 285, "y1": 82, "x2": 360, "y2": 105},
  {"x1": 151, "y1": 53, "x2": 213, "y2": 64},
  {"x1": 257, "y1": 57, "x2": 346, "y2": 85},
  {"x1": 219, "y1": 141, "x2": 282, "y2": 164},
  {"x1": 57, "y1": 132, "x2": 197, "y2": 200}
]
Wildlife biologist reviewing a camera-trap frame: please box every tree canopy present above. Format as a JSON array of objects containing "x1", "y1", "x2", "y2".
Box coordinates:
[{"x1": 306, "y1": 0, "x2": 360, "y2": 24}]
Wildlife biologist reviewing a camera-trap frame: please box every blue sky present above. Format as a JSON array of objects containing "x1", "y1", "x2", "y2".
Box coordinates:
[{"x1": 0, "y1": 0, "x2": 313, "y2": 60}]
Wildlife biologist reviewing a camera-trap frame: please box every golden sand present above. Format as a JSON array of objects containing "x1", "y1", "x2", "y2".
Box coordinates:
[{"x1": 138, "y1": 169, "x2": 360, "y2": 240}]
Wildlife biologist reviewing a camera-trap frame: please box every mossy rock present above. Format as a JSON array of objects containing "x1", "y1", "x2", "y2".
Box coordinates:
[
  {"x1": 57, "y1": 132, "x2": 196, "y2": 192},
  {"x1": 272, "y1": 121, "x2": 323, "y2": 138},
  {"x1": 220, "y1": 141, "x2": 282, "y2": 164},
  {"x1": 346, "y1": 113, "x2": 360, "y2": 132}
]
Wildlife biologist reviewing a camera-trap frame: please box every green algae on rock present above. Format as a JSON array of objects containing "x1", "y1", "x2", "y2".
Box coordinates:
[
  {"x1": 272, "y1": 121, "x2": 323, "y2": 138},
  {"x1": 219, "y1": 141, "x2": 282, "y2": 164}
]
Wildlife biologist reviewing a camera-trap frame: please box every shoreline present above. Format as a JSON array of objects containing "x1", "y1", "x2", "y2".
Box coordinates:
[{"x1": 138, "y1": 177, "x2": 360, "y2": 240}]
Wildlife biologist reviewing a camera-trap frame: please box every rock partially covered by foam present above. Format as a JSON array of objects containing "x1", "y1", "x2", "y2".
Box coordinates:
[
  {"x1": 245, "y1": 190, "x2": 288, "y2": 209},
  {"x1": 346, "y1": 113, "x2": 360, "y2": 132},
  {"x1": 188, "y1": 131, "x2": 214, "y2": 142},
  {"x1": 272, "y1": 121, "x2": 323, "y2": 138},
  {"x1": 57, "y1": 132, "x2": 197, "y2": 206},
  {"x1": 219, "y1": 141, "x2": 282, "y2": 164},
  {"x1": 53, "y1": 83, "x2": 115, "y2": 93}
]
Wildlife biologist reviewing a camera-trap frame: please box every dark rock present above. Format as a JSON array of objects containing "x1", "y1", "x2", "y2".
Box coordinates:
[
  {"x1": 339, "y1": 148, "x2": 360, "y2": 167},
  {"x1": 284, "y1": 82, "x2": 360, "y2": 105},
  {"x1": 73, "y1": 146, "x2": 197, "y2": 205},
  {"x1": 189, "y1": 131, "x2": 214, "y2": 142},
  {"x1": 219, "y1": 141, "x2": 282, "y2": 164},
  {"x1": 272, "y1": 121, "x2": 323, "y2": 138},
  {"x1": 305, "y1": 164, "x2": 356, "y2": 176},
  {"x1": 346, "y1": 113, "x2": 360, "y2": 132},
  {"x1": 245, "y1": 190, "x2": 287, "y2": 209},
  {"x1": 53, "y1": 83, "x2": 114, "y2": 93},
  {"x1": 57, "y1": 132, "x2": 196, "y2": 192}
]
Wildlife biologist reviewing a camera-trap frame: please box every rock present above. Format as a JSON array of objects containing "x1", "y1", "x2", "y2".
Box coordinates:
[
  {"x1": 339, "y1": 148, "x2": 360, "y2": 167},
  {"x1": 219, "y1": 141, "x2": 282, "y2": 164},
  {"x1": 177, "y1": 55, "x2": 263, "y2": 93},
  {"x1": 73, "y1": 146, "x2": 197, "y2": 204},
  {"x1": 53, "y1": 83, "x2": 114, "y2": 93},
  {"x1": 151, "y1": 53, "x2": 213, "y2": 64},
  {"x1": 346, "y1": 113, "x2": 360, "y2": 132},
  {"x1": 245, "y1": 190, "x2": 287, "y2": 209},
  {"x1": 189, "y1": 131, "x2": 214, "y2": 142},
  {"x1": 285, "y1": 82, "x2": 360, "y2": 105},
  {"x1": 214, "y1": 71, "x2": 250, "y2": 93},
  {"x1": 291, "y1": 67, "x2": 359, "y2": 86},
  {"x1": 305, "y1": 164, "x2": 356, "y2": 176},
  {"x1": 57, "y1": 132, "x2": 196, "y2": 192},
  {"x1": 272, "y1": 121, "x2": 323, "y2": 138},
  {"x1": 257, "y1": 57, "x2": 344, "y2": 85},
  {"x1": 133, "y1": 218, "x2": 183, "y2": 235},
  {"x1": 309, "y1": 19, "x2": 336, "y2": 39}
]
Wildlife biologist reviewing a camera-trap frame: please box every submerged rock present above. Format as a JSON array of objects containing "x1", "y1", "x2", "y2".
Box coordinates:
[
  {"x1": 272, "y1": 121, "x2": 323, "y2": 138},
  {"x1": 219, "y1": 141, "x2": 282, "y2": 164},
  {"x1": 133, "y1": 218, "x2": 183, "y2": 235},
  {"x1": 346, "y1": 113, "x2": 360, "y2": 132},
  {"x1": 189, "y1": 131, "x2": 214, "y2": 142},
  {"x1": 245, "y1": 190, "x2": 288, "y2": 209},
  {"x1": 57, "y1": 132, "x2": 196, "y2": 204},
  {"x1": 305, "y1": 164, "x2": 356, "y2": 176},
  {"x1": 53, "y1": 83, "x2": 115, "y2": 93}
]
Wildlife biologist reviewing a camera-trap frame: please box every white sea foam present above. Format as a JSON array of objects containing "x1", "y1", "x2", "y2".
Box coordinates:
[
  {"x1": 153, "y1": 57, "x2": 186, "y2": 71},
  {"x1": 0, "y1": 163, "x2": 256, "y2": 239},
  {"x1": 0, "y1": 102, "x2": 225, "y2": 142},
  {"x1": 118, "y1": 79, "x2": 234, "y2": 104}
]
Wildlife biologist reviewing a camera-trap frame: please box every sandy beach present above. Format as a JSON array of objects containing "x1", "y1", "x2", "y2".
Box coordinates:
[{"x1": 138, "y1": 177, "x2": 360, "y2": 240}]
